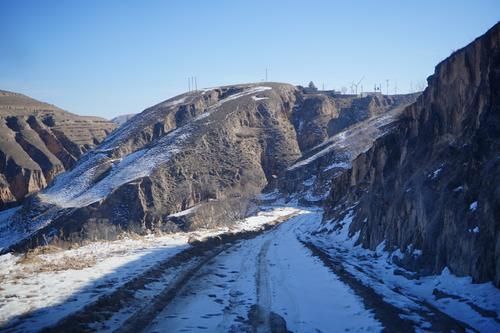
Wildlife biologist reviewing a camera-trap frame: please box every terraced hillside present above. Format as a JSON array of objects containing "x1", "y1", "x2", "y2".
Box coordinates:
[{"x1": 0, "y1": 90, "x2": 116, "y2": 209}]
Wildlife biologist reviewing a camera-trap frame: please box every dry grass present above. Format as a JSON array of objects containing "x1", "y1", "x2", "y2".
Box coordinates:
[
  {"x1": 37, "y1": 256, "x2": 97, "y2": 272},
  {"x1": 17, "y1": 245, "x2": 62, "y2": 265},
  {"x1": 16, "y1": 245, "x2": 97, "y2": 273}
]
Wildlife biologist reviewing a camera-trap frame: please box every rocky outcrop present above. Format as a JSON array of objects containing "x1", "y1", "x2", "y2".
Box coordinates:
[
  {"x1": 291, "y1": 89, "x2": 418, "y2": 152},
  {"x1": 322, "y1": 23, "x2": 500, "y2": 286},
  {"x1": 0, "y1": 90, "x2": 116, "y2": 209},
  {"x1": 0, "y1": 84, "x2": 415, "y2": 251}
]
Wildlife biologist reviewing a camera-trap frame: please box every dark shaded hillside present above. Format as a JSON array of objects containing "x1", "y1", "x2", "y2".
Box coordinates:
[{"x1": 322, "y1": 23, "x2": 500, "y2": 286}]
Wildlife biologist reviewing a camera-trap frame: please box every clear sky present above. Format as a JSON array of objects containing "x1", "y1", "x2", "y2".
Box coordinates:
[{"x1": 1, "y1": 0, "x2": 498, "y2": 119}]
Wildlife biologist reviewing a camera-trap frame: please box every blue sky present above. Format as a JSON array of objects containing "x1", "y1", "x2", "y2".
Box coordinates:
[{"x1": 1, "y1": 0, "x2": 498, "y2": 119}]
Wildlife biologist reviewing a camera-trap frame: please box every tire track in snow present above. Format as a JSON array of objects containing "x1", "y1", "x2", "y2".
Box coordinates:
[{"x1": 254, "y1": 239, "x2": 273, "y2": 332}]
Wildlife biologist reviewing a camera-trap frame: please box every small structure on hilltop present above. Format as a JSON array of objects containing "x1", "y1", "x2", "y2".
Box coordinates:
[{"x1": 304, "y1": 81, "x2": 318, "y2": 93}]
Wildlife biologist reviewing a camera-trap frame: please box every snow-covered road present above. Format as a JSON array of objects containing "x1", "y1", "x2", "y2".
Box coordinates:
[
  {"x1": 2, "y1": 206, "x2": 497, "y2": 332},
  {"x1": 143, "y1": 210, "x2": 381, "y2": 333}
]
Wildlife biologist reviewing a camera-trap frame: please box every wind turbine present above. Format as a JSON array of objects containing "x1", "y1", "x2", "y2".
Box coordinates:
[{"x1": 352, "y1": 76, "x2": 364, "y2": 95}]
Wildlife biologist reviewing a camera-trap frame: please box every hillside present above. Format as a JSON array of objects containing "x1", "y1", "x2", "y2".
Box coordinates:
[
  {"x1": 0, "y1": 90, "x2": 116, "y2": 209},
  {"x1": 0, "y1": 85, "x2": 416, "y2": 252},
  {"x1": 309, "y1": 23, "x2": 500, "y2": 286}
]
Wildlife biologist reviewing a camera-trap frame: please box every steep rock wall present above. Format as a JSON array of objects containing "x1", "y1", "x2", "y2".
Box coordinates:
[{"x1": 323, "y1": 23, "x2": 500, "y2": 286}]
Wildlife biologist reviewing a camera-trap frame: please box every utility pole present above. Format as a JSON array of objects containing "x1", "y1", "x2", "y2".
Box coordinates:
[
  {"x1": 394, "y1": 81, "x2": 398, "y2": 94},
  {"x1": 322, "y1": 83, "x2": 324, "y2": 91},
  {"x1": 195, "y1": 77, "x2": 198, "y2": 91},
  {"x1": 188, "y1": 77, "x2": 191, "y2": 92},
  {"x1": 265, "y1": 68, "x2": 268, "y2": 82},
  {"x1": 386, "y1": 79, "x2": 389, "y2": 95}
]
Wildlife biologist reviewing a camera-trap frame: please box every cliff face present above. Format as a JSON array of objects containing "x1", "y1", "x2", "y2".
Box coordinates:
[
  {"x1": 0, "y1": 90, "x2": 116, "y2": 209},
  {"x1": 0, "y1": 83, "x2": 415, "y2": 251},
  {"x1": 322, "y1": 23, "x2": 500, "y2": 286}
]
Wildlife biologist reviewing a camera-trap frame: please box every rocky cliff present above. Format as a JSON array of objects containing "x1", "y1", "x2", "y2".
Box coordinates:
[
  {"x1": 0, "y1": 84, "x2": 415, "y2": 252},
  {"x1": 0, "y1": 90, "x2": 116, "y2": 209},
  {"x1": 321, "y1": 23, "x2": 500, "y2": 286}
]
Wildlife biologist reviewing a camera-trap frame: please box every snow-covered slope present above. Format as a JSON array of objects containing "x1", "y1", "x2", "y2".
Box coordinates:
[{"x1": 0, "y1": 83, "x2": 415, "y2": 253}]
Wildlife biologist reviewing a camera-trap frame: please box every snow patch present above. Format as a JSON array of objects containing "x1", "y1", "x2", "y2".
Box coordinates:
[
  {"x1": 288, "y1": 109, "x2": 401, "y2": 172},
  {"x1": 303, "y1": 176, "x2": 316, "y2": 187},
  {"x1": 168, "y1": 206, "x2": 199, "y2": 217},
  {"x1": 323, "y1": 160, "x2": 350, "y2": 172},
  {"x1": 429, "y1": 164, "x2": 445, "y2": 180},
  {"x1": 468, "y1": 226, "x2": 480, "y2": 233},
  {"x1": 39, "y1": 126, "x2": 191, "y2": 208}
]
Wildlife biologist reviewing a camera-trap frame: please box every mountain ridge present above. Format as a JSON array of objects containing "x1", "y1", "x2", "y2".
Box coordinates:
[{"x1": 0, "y1": 83, "x2": 417, "y2": 253}]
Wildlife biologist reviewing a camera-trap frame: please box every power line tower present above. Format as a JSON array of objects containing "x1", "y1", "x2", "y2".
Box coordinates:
[{"x1": 188, "y1": 76, "x2": 198, "y2": 92}]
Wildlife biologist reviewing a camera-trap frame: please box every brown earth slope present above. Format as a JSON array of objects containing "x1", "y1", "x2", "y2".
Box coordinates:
[{"x1": 0, "y1": 90, "x2": 116, "y2": 209}]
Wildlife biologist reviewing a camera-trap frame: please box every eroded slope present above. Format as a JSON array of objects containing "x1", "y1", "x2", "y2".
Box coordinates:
[{"x1": 0, "y1": 90, "x2": 116, "y2": 209}]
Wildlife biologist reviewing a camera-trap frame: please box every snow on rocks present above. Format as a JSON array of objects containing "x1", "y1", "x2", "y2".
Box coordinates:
[
  {"x1": 0, "y1": 207, "x2": 22, "y2": 252},
  {"x1": 287, "y1": 108, "x2": 401, "y2": 172},
  {"x1": 429, "y1": 166, "x2": 443, "y2": 179},
  {"x1": 39, "y1": 85, "x2": 273, "y2": 210},
  {"x1": 209, "y1": 86, "x2": 271, "y2": 109},
  {"x1": 99, "y1": 95, "x2": 188, "y2": 151},
  {"x1": 39, "y1": 125, "x2": 192, "y2": 208},
  {"x1": 468, "y1": 226, "x2": 480, "y2": 233},
  {"x1": 323, "y1": 160, "x2": 350, "y2": 172}
]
